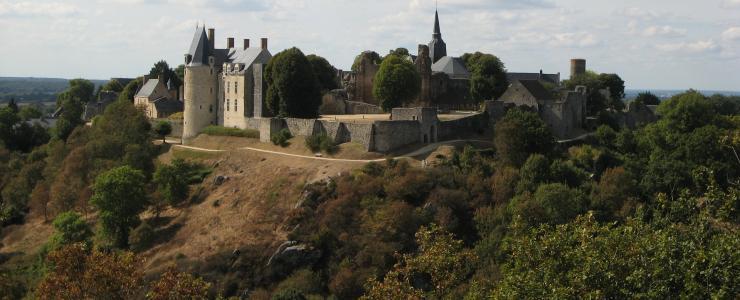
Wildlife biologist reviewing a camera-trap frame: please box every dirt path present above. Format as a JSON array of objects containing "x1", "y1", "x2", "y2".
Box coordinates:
[{"x1": 174, "y1": 139, "x2": 495, "y2": 163}]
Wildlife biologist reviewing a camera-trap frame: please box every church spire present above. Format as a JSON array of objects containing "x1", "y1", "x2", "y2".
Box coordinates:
[{"x1": 433, "y1": 10, "x2": 441, "y2": 37}]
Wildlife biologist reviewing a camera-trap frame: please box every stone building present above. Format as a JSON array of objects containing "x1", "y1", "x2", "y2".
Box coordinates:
[
  {"x1": 498, "y1": 80, "x2": 586, "y2": 139},
  {"x1": 134, "y1": 76, "x2": 183, "y2": 119},
  {"x1": 344, "y1": 10, "x2": 562, "y2": 111},
  {"x1": 182, "y1": 25, "x2": 272, "y2": 140}
]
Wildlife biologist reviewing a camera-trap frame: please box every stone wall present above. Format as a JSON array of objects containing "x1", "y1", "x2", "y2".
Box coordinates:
[
  {"x1": 285, "y1": 118, "x2": 320, "y2": 137},
  {"x1": 344, "y1": 122, "x2": 374, "y2": 151},
  {"x1": 346, "y1": 101, "x2": 382, "y2": 114},
  {"x1": 373, "y1": 121, "x2": 420, "y2": 152},
  {"x1": 317, "y1": 121, "x2": 350, "y2": 143},
  {"x1": 437, "y1": 113, "x2": 486, "y2": 140}
]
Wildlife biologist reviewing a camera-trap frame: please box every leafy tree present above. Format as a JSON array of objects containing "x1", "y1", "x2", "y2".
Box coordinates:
[
  {"x1": 306, "y1": 54, "x2": 338, "y2": 92},
  {"x1": 149, "y1": 60, "x2": 181, "y2": 88},
  {"x1": 265, "y1": 47, "x2": 322, "y2": 118},
  {"x1": 35, "y1": 243, "x2": 143, "y2": 299},
  {"x1": 153, "y1": 159, "x2": 193, "y2": 209},
  {"x1": 597, "y1": 73, "x2": 625, "y2": 109},
  {"x1": 634, "y1": 91, "x2": 660, "y2": 105},
  {"x1": 515, "y1": 154, "x2": 550, "y2": 194},
  {"x1": 47, "y1": 211, "x2": 92, "y2": 249},
  {"x1": 362, "y1": 225, "x2": 477, "y2": 300},
  {"x1": 129, "y1": 222, "x2": 155, "y2": 252},
  {"x1": 147, "y1": 267, "x2": 211, "y2": 300},
  {"x1": 0, "y1": 106, "x2": 20, "y2": 147},
  {"x1": 461, "y1": 52, "x2": 508, "y2": 101},
  {"x1": 389, "y1": 47, "x2": 410, "y2": 59},
  {"x1": 54, "y1": 83, "x2": 87, "y2": 140},
  {"x1": 351, "y1": 51, "x2": 382, "y2": 72},
  {"x1": 153, "y1": 120, "x2": 172, "y2": 143},
  {"x1": 18, "y1": 105, "x2": 43, "y2": 120},
  {"x1": 119, "y1": 78, "x2": 142, "y2": 102},
  {"x1": 101, "y1": 79, "x2": 124, "y2": 92},
  {"x1": 174, "y1": 64, "x2": 185, "y2": 82},
  {"x1": 509, "y1": 183, "x2": 587, "y2": 225},
  {"x1": 372, "y1": 54, "x2": 420, "y2": 112},
  {"x1": 90, "y1": 166, "x2": 148, "y2": 248},
  {"x1": 494, "y1": 108, "x2": 554, "y2": 167}
]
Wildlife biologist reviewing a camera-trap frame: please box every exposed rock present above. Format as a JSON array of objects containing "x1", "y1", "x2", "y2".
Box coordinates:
[
  {"x1": 214, "y1": 175, "x2": 228, "y2": 185},
  {"x1": 266, "y1": 241, "x2": 321, "y2": 278}
]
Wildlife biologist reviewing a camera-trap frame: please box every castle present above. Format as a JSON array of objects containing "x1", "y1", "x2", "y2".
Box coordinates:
[{"x1": 182, "y1": 26, "x2": 272, "y2": 140}]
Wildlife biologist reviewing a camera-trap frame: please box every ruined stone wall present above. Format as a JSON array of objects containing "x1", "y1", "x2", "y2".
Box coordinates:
[
  {"x1": 437, "y1": 113, "x2": 486, "y2": 140},
  {"x1": 372, "y1": 121, "x2": 420, "y2": 152},
  {"x1": 346, "y1": 101, "x2": 383, "y2": 114},
  {"x1": 317, "y1": 121, "x2": 350, "y2": 143},
  {"x1": 285, "y1": 118, "x2": 319, "y2": 137},
  {"x1": 344, "y1": 122, "x2": 374, "y2": 151}
]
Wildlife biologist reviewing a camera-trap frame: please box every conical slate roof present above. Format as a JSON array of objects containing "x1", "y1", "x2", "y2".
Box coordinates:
[{"x1": 187, "y1": 26, "x2": 210, "y2": 66}]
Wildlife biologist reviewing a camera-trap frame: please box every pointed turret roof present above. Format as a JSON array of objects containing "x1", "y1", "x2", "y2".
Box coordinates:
[
  {"x1": 187, "y1": 25, "x2": 210, "y2": 66},
  {"x1": 433, "y1": 10, "x2": 441, "y2": 37}
]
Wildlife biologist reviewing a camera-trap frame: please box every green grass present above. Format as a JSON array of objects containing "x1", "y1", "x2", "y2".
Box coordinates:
[
  {"x1": 172, "y1": 148, "x2": 222, "y2": 160},
  {"x1": 201, "y1": 125, "x2": 259, "y2": 138}
]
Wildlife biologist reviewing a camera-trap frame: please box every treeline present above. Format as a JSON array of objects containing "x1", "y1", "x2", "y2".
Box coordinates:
[
  {"x1": 0, "y1": 77, "x2": 106, "y2": 103},
  {"x1": 262, "y1": 89, "x2": 739, "y2": 299}
]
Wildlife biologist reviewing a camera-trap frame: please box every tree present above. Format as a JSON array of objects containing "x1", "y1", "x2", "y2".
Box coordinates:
[
  {"x1": 119, "y1": 78, "x2": 142, "y2": 102},
  {"x1": 64, "y1": 79, "x2": 95, "y2": 104},
  {"x1": 372, "y1": 54, "x2": 421, "y2": 112},
  {"x1": 149, "y1": 60, "x2": 181, "y2": 88},
  {"x1": 47, "y1": 211, "x2": 92, "y2": 250},
  {"x1": 597, "y1": 73, "x2": 625, "y2": 109},
  {"x1": 493, "y1": 108, "x2": 554, "y2": 167},
  {"x1": 153, "y1": 121, "x2": 172, "y2": 143},
  {"x1": 362, "y1": 225, "x2": 477, "y2": 300},
  {"x1": 265, "y1": 47, "x2": 322, "y2": 118},
  {"x1": 461, "y1": 52, "x2": 508, "y2": 101},
  {"x1": 7, "y1": 98, "x2": 18, "y2": 113},
  {"x1": 35, "y1": 243, "x2": 143, "y2": 299},
  {"x1": 389, "y1": 47, "x2": 410, "y2": 59},
  {"x1": 53, "y1": 80, "x2": 93, "y2": 140},
  {"x1": 18, "y1": 105, "x2": 43, "y2": 120},
  {"x1": 147, "y1": 267, "x2": 211, "y2": 300},
  {"x1": 153, "y1": 159, "x2": 192, "y2": 209},
  {"x1": 306, "y1": 54, "x2": 338, "y2": 92},
  {"x1": 634, "y1": 91, "x2": 660, "y2": 105},
  {"x1": 101, "y1": 79, "x2": 124, "y2": 92},
  {"x1": 89, "y1": 166, "x2": 148, "y2": 248}
]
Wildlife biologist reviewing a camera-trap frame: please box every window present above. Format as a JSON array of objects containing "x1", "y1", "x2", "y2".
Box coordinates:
[
  {"x1": 235, "y1": 81, "x2": 238, "y2": 92},
  {"x1": 234, "y1": 99, "x2": 238, "y2": 112},
  {"x1": 209, "y1": 105, "x2": 213, "y2": 112},
  {"x1": 227, "y1": 81, "x2": 230, "y2": 93},
  {"x1": 227, "y1": 99, "x2": 230, "y2": 111}
]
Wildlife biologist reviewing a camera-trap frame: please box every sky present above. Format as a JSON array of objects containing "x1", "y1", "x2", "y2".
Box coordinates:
[{"x1": 0, "y1": 0, "x2": 739, "y2": 90}]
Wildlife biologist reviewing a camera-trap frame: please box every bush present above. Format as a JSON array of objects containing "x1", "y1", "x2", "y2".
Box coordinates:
[
  {"x1": 128, "y1": 222, "x2": 155, "y2": 252},
  {"x1": 201, "y1": 125, "x2": 259, "y2": 138},
  {"x1": 305, "y1": 134, "x2": 337, "y2": 154},
  {"x1": 271, "y1": 128, "x2": 292, "y2": 147},
  {"x1": 271, "y1": 288, "x2": 306, "y2": 300}
]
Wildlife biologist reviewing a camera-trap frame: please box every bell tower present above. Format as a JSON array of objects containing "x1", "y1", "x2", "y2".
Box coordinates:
[{"x1": 428, "y1": 10, "x2": 447, "y2": 63}]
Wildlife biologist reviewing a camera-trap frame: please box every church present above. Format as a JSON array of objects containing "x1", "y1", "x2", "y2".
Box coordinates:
[{"x1": 346, "y1": 10, "x2": 561, "y2": 111}]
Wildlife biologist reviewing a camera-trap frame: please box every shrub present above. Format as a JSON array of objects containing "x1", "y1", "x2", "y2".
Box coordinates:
[
  {"x1": 129, "y1": 222, "x2": 155, "y2": 252},
  {"x1": 305, "y1": 134, "x2": 337, "y2": 154},
  {"x1": 271, "y1": 128, "x2": 292, "y2": 147},
  {"x1": 168, "y1": 112, "x2": 184, "y2": 120},
  {"x1": 201, "y1": 125, "x2": 259, "y2": 138},
  {"x1": 271, "y1": 288, "x2": 306, "y2": 300}
]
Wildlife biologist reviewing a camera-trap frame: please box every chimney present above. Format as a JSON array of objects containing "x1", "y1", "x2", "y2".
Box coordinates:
[
  {"x1": 227, "y1": 37, "x2": 234, "y2": 49},
  {"x1": 243, "y1": 38, "x2": 250, "y2": 50},
  {"x1": 261, "y1": 38, "x2": 268, "y2": 50},
  {"x1": 208, "y1": 28, "x2": 215, "y2": 50}
]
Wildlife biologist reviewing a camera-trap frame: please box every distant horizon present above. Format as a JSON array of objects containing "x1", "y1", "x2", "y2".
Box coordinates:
[{"x1": 2, "y1": 75, "x2": 738, "y2": 96}]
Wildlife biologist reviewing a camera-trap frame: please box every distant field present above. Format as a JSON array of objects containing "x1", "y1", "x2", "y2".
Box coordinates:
[
  {"x1": 625, "y1": 89, "x2": 740, "y2": 99},
  {"x1": 0, "y1": 77, "x2": 107, "y2": 103}
]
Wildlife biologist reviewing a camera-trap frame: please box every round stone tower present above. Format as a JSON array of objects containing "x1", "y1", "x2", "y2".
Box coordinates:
[
  {"x1": 183, "y1": 61, "x2": 218, "y2": 142},
  {"x1": 570, "y1": 59, "x2": 586, "y2": 79}
]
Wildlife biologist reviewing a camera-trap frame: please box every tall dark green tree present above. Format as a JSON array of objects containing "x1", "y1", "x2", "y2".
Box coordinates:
[
  {"x1": 118, "y1": 78, "x2": 142, "y2": 102},
  {"x1": 598, "y1": 73, "x2": 625, "y2": 110},
  {"x1": 148, "y1": 60, "x2": 181, "y2": 88},
  {"x1": 494, "y1": 108, "x2": 555, "y2": 167},
  {"x1": 461, "y1": 52, "x2": 508, "y2": 101},
  {"x1": 634, "y1": 91, "x2": 660, "y2": 105},
  {"x1": 90, "y1": 166, "x2": 148, "y2": 248},
  {"x1": 101, "y1": 79, "x2": 124, "y2": 93},
  {"x1": 373, "y1": 54, "x2": 420, "y2": 112},
  {"x1": 265, "y1": 47, "x2": 322, "y2": 118},
  {"x1": 306, "y1": 54, "x2": 339, "y2": 92}
]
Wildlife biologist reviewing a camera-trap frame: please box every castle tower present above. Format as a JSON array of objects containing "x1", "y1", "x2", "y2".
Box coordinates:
[
  {"x1": 570, "y1": 59, "x2": 586, "y2": 79},
  {"x1": 415, "y1": 44, "x2": 432, "y2": 106},
  {"x1": 183, "y1": 26, "x2": 219, "y2": 142},
  {"x1": 428, "y1": 10, "x2": 447, "y2": 63}
]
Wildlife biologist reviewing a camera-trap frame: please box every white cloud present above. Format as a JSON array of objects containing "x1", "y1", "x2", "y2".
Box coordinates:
[
  {"x1": 656, "y1": 39, "x2": 720, "y2": 54},
  {"x1": 720, "y1": 0, "x2": 740, "y2": 8},
  {"x1": 549, "y1": 32, "x2": 600, "y2": 48},
  {"x1": 643, "y1": 25, "x2": 686, "y2": 38},
  {"x1": 619, "y1": 7, "x2": 660, "y2": 20},
  {"x1": 722, "y1": 27, "x2": 740, "y2": 41},
  {"x1": 0, "y1": 1, "x2": 78, "y2": 17}
]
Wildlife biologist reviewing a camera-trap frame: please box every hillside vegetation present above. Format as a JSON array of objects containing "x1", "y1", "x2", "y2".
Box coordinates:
[{"x1": 0, "y1": 82, "x2": 738, "y2": 299}]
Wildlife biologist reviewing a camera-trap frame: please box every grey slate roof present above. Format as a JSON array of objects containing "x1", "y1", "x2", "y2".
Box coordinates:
[
  {"x1": 135, "y1": 79, "x2": 160, "y2": 98},
  {"x1": 431, "y1": 56, "x2": 470, "y2": 79},
  {"x1": 187, "y1": 26, "x2": 211, "y2": 66},
  {"x1": 226, "y1": 47, "x2": 272, "y2": 66},
  {"x1": 507, "y1": 72, "x2": 561, "y2": 85},
  {"x1": 517, "y1": 80, "x2": 554, "y2": 100}
]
